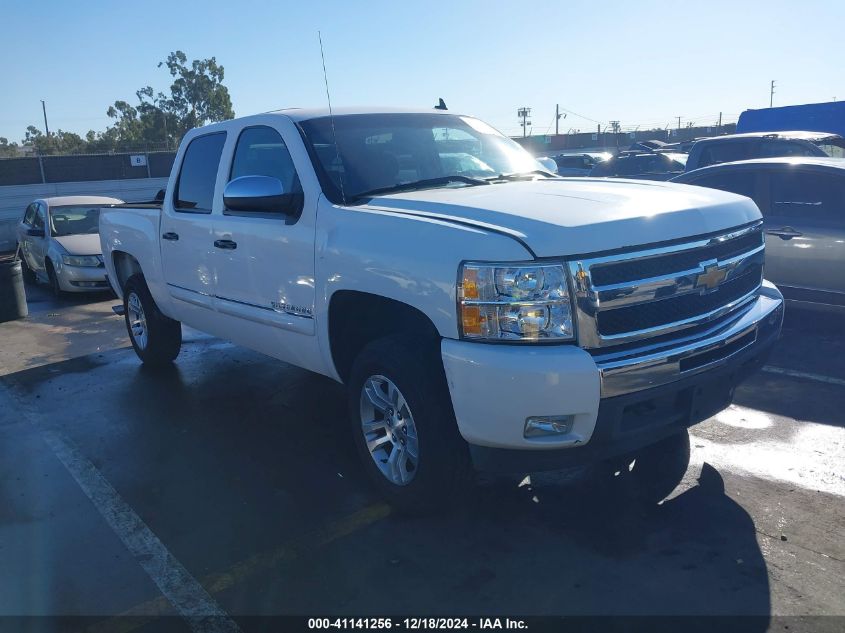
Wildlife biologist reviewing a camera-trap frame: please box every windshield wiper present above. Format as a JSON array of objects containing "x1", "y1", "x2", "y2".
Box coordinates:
[
  {"x1": 485, "y1": 169, "x2": 557, "y2": 182},
  {"x1": 352, "y1": 175, "x2": 489, "y2": 200}
]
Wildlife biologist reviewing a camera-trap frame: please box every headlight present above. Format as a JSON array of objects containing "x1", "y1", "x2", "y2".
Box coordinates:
[
  {"x1": 62, "y1": 255, "x2": 100, "y2": 267},
  {"x1": 458, "y1": 262, "x2": 574, "y2": 342}
]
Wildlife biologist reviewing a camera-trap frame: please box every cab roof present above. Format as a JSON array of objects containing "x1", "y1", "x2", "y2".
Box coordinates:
[{"x1": 267, "y1": 106, "x2": 461, "y2": 122}]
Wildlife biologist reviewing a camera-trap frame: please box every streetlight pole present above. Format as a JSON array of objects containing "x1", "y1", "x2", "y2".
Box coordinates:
[{"x1": 41, "y1": 100, "x2": 50, "y2": 137}]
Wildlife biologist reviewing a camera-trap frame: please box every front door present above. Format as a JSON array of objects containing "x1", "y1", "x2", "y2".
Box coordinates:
[
  {"x1": 212, "y1": 122, "x2": 318, "y2": 365},
  {"x1": 762, "y1": 167, "x2": 845, "y2": 306},
  {"x1": 160, "y1": 132, "x2": 228, "y2": 321}
]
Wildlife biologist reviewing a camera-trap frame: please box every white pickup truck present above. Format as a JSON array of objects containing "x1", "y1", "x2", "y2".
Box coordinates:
[{"x1": 100, "y1": 107, "x2": 784, "y2": 510}]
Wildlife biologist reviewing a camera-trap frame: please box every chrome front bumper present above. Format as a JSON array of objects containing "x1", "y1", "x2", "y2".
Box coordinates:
[{"x1": 594, "y1": 281, "x2": 784, "y2": 398}]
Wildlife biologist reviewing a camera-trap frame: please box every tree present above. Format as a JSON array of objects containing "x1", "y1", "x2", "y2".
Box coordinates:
[
  {"x1": 157, "y1": 51, "x2": 235, "y2": 137},
  {"x1": 0, "y1": 137, "x2": 21, "y2": 158},
  {"x1": 13, "y1": 50, "x2": 235, "y2": 154},
  {"x1": 22, "y1": 126, "x2": 87, "y2": 155}
]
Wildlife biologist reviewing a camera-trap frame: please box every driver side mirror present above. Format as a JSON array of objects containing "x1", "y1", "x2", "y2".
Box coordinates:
[
  {"x1": 223, "y1": 175, "x2": 297, "y2": 214},
  {"x1": 26, "y1": 228, "x2": 45, "y2": 238}
]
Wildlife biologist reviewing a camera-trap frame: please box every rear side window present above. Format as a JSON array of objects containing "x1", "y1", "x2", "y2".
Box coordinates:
[
  {"x1": 759, "y1": 140, "x2": 820, "y2": 158},
  {"x1": 769, "y1": 170, "x2": 844, "y2": 222},
  {"x1": 697, "y1": 142, "x2": 753, "y2": 168},
  {"x1": 174, "y1": 132, "x2": 227, "y2": 213}
]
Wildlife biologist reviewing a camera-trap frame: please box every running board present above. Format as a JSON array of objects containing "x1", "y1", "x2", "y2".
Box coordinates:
[{"x1": 112, "y1": 305, "x2": 125, "y2": 316}]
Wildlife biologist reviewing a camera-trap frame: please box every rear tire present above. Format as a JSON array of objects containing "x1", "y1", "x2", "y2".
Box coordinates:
[
  {"x1": 123, "y1": 274, "x2": 182, "y2": 366},
  {"x1": 348, "y1": 334, "x2": 472, "y2": 514}
]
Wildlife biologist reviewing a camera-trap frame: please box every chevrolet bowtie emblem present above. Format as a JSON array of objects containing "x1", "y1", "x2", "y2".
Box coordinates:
[{"x1": 695, "y1": 263, "x2": 728, "y2": 291}]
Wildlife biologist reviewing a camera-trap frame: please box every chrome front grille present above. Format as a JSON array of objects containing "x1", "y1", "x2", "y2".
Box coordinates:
[{"x1": 568, "y1": 223, "x2": 765, "y2": 349}]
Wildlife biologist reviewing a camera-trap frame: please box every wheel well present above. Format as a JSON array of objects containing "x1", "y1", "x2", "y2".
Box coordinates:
[
  {"x1": 329, "y1": 291, "x2": 441, "y2": 383},
  {"x1": 112, "y1": 251, "x2": 143, "y2": 292}
]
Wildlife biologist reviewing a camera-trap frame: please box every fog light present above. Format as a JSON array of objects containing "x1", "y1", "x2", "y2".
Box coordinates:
[{"x1": 524, "y1": 415, "x2": 574, "y2": 438}]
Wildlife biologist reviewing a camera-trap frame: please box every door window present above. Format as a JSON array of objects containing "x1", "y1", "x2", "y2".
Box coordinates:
[
  {"x1": 769, "y1": 170, "x2": 844, "y2": 222},
  {"x1": 23, "y1": 203, "x2": 37, "y2": 225},
  {"x1": 228, "y1": 126, "x2": 304, "y2": 216},
  {"x1": 174, "y1": 132, "x2": 227, "y2": 213},
  {"x1": 31, "y1": 205, "x2": 45, "y2": 230},
  {"x1": 689, "y1": 169, "x2": 760, "y2": 199}
]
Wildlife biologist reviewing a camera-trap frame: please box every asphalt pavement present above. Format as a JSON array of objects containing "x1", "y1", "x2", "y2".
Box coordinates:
[{"x1": 0, "y1": 283, "x2": 842, "y2": 632}]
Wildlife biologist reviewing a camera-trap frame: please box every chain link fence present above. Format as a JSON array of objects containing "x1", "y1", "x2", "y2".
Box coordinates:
[{"x1": 0, "y1": 151, "x2": 177, "y2": 187}]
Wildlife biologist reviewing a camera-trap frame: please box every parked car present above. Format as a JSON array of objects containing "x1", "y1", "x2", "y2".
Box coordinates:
[
  {"x1": 16, "y1": 196, "x2": 123, "y2": 295},
  {"x1": 535, "y1": 156, "x2": 559, "y2": 174},
  {"x1": 684, "y1": 131, "x2": 845, "y2": 172},
  {"x1": 99, "y1": 107, "x2": 783, "y2": 511},
  {"x1": 589, "y1": 151, "x2": 687, "y2": 180},
  {"x1": 550, "y1": 153, "x2": 608, "y2": 177},
  {"x1": 673, "y1": 157, "x2": 845, "y2": 313}
]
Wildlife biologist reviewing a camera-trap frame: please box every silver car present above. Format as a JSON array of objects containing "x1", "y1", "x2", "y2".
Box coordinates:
[
  {"x1": 15, "y1": 195, "x2": 123, "y2": 295},
  {"x1": 672, "y1": 157, "x2": 845, "y2": 314}
]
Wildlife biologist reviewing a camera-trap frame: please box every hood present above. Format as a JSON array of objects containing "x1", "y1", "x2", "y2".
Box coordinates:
[
  {"x1": 360, "y1": 179, "x2": 761, "y2": 257},
  {"x1": 54, "y1": 234, "x2": 102, "y2": 256}
]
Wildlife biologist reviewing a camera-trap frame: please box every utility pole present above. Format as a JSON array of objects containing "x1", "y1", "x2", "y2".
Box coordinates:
[
  {"x1": 770, "y1": 80, "x2": 776, "y2": 107},
  {"x1": 610, "y1": 120, "x2": 620, "y2": 150},
  {"x1": 677, "y1": 116, "x2": 681, "y2": 131},
  {"x1": 41, "y1": 100, "x2": 50, "y2": 137},
  {"x1": 518, "y1": 107, "x2": 532, "y2": 138},
  {"x1": 718, "y1": 112, "x2": 722, "y2": 134},
  {"x1": 555, "y1": 104, "x2": 560, "y2": 136}
]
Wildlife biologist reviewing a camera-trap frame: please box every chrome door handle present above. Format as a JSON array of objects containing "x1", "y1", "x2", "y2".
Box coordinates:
[{"x1": 213, "y1": 239, "x2": 237, "y2": 250}]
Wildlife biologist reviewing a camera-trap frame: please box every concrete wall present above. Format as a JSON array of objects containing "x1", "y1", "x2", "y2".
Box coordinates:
[{"x1": 0, "y1": 177, "x2": 168, "y2": 251}]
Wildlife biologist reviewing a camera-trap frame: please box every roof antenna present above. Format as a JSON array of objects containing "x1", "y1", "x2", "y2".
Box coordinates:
[
  {"x1": 434, "y1": 98, "x2": 448, "y2": 110},
  {"x1": 319, "y1": 31, "x2": 347, "y2": 205}
]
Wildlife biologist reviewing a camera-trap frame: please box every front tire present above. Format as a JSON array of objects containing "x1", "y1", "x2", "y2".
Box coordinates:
[
  {"x1": 123, "y1": 274, "x2": 182, "y2": 366},
  {"x1": 348, "y1": 335, "x2": 472, "y2": 514},
  {"x1": 18, "y1": 249, "x2": 36, "y2": 284},
  {"x1": 46, "y1": 260, "x2": 64, "y2": 298}
]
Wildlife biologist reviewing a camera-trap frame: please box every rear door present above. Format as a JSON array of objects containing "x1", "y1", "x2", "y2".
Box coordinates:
[
  {"x1": 17, "y1": 203, "x2": 40, "y2": 270},
  {"x1": 211, "y1": 121, "x2": 318, "y2": 361},
  {"x1": 761, "y1": 167, "x2": 845, "y2": 306},
  {"x1": 160, "y1": 131, "x2": 227, "y2": 320}
]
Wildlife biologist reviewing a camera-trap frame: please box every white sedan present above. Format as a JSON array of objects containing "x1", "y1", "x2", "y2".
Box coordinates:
[{"x1": 16, "y1": 195, "x2": 123, "y2": 295}]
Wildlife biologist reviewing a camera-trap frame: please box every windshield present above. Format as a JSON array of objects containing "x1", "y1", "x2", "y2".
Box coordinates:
[
  {"x1": 298, "y1": 113, "x2": 542, "y2": 201},
  {"x1": 49, "y1": 205, "x2": 101, "y2": 237}
]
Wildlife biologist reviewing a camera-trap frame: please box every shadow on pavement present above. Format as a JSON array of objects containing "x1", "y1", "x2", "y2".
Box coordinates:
[{"x1": 1, "y1": 346, "x2": 772, "y2": 622}]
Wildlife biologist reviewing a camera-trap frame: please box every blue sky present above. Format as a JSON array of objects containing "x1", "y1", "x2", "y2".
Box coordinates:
[{"x1": 2, "y1": 0, "x2": 842, "y2": 141}]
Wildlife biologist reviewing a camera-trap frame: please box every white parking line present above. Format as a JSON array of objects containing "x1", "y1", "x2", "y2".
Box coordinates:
[
  {"x1": 762, "y1": 365, "x2": 845, "y2": 387},
  {"x1": 0, "y1": 379, "x2": 240, "y2": 633},
  {"x1": 41, "y1": 430, "x2": 241, "y2": 633}
]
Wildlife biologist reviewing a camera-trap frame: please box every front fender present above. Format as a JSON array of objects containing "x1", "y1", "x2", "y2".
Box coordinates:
[{"x1": 314, "y1": 200, "x2": 532, "y2": 378}]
